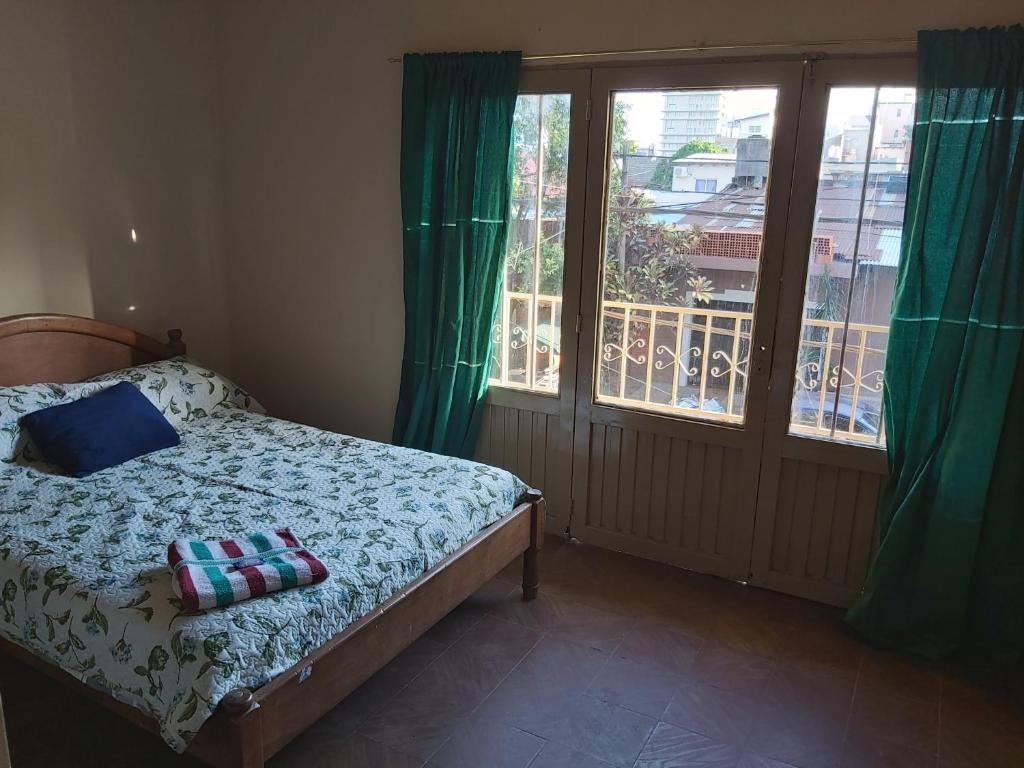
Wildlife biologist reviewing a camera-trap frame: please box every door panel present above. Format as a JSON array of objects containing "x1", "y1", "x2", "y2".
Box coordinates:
[
  {"x1": 476, "y1": 398, "x2": 572, "y2": 534},
  {"x1": 581, "y1": 423, "x2": 745, "y2": 578},
  {"x1": 478, "y1": 56, "x2": 916, "y2": 606},
  {"x1": 572, "y1": 61, "x2": 804, "y2": 580},
  {"x1": 756, "y1": 452, "x2": 884, "y2": 606},
  {"x1": 749, "y1": 58, "x2": 915, "y2": 605},
  {"x1": 476, "y1": 69, "x2": 590, "y2": 535}
]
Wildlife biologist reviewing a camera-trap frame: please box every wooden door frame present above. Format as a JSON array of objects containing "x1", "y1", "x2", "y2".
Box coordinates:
[
  {"x1": 570, "y1": 60, "x2": 805, "y2": 579},
  {"x1": 749, "y1": 55, "x2": 916, "y2": 603},
  {"x1": 484, "y1": 67, "x2": 591, "y2": 535}
]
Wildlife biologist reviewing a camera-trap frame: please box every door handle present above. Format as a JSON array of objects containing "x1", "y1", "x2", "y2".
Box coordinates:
[{"x1": 752, "y1": 344, "x2": 770, "y2": 377}]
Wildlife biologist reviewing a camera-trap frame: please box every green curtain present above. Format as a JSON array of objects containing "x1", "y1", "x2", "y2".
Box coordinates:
[
  {"x1": 392, "y1": 52, "x2": 521, "y2": 458},
  {"x1": 846, "y1": 26, "x2": 1024, "y2": 672}
]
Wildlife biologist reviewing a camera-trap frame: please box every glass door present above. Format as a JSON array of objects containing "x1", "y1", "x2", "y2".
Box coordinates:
[
  {"x1": 571, "y1": 62, "x2": 804, "y2": 580},
  {"x1": 750, "y1": 57, "x2": 917, "y2": 606},
  {"x1": 475, "y1": 69, "x2": 590, "y2": 536}
]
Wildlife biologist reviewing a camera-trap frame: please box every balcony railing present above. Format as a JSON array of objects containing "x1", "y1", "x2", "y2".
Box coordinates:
[
  {"x1": 490, "y1": 291, "x2": 563, "y2": 393},
  {"x1": 490, "y1": 293, "x2": 889, "y2": 446}
]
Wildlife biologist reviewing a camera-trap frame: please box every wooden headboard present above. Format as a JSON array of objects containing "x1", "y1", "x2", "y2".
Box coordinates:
[{"x1": 0, "y1": 314, "x2": 185, "y2": 387}]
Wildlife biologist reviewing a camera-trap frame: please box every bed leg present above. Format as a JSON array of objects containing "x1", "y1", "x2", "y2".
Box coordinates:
[
  {"x1": 221, "y1": 688, "x2": 264, "y2": 768},
  {"x1": 522, "y1": 495, "x2": 544, "y2": 601}
]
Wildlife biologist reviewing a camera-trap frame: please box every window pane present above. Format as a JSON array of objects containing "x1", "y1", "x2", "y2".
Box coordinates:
[
  {"x1": 789, "y1": 86, "x2": 915, "y2": 446},
  {"x1": 490, "y1": 93, "x2": 570, "y2": 393},
  {"x1": 595, "y1": 88, "x2": 778, "y2": 423}
]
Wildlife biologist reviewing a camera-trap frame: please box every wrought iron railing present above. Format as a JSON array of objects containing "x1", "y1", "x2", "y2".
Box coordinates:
[
  {"x1": 490, "y1": 292, "x2": 889, "y2": 446},
  {"x1": 489, "y1": 291, "x2": 563, "y2": 393}
]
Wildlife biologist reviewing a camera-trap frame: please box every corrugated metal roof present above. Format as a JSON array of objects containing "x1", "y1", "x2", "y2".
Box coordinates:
[
  {"x1": 669, "y1": 181, "x2": 907, "y2": 267},
  {"x1": 876, "y1": 228, "x2": 903, "y2": 267}
]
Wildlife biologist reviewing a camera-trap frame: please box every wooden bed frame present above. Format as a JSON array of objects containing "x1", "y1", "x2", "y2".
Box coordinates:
[{"x1": 0, "y1": 313, "x2": 543, "y2": 767}]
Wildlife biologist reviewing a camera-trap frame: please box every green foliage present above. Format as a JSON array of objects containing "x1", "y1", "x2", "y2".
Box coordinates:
[
  {"x1": 604, "y1": 189, "x2": 708, "y2": 306},
  {"x1": 649, "y1": 139, "x2": 731, "y2": 191},
  {"x1": 799, "y1": 265, "x2": 847, "y2": 371},
  {"x1": 506, "y1": 97, "x2": 634, "y2": 298},
  {"x1": 506, "y1": 239, "x2": 564, "y2": 296},
  {"x1": 812, "y1": 265, "x2": 845, "y2": 321}
]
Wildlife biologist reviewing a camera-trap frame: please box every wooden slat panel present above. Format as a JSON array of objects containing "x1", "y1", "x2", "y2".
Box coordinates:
[
  {"x1": 476, "y1": 405, "x2": 492, "y2": 465},
  {"x1": 589, "y1": 404, "x2": 747, "y2": 448},
  {"x1": 491, "y1": 405, "x2": 506, "y2": 468},
  {"x1": 786, "y1": 460, "x2": 820, "y2": 577},
  {"x1": 665, "y1": 438, "x2": 688, "y2": 548},
  {"x1": 545, "y1": 413, "x2": 569, "y2": 530},
  {"x1": 699, "y1": 444, "x2": 724, "y2": 556},
  {"x1": 617, "y1": 428, "x2": 638, "y2": 534},
  {"x1": 716, "y1": 448, "x2": 740, "y2": 557},
  {"x1": 682, "y1": 441, "x2": 705, "y2": 551},
  {"x1": 633, "y1": 431, "x2": 654, "y2": 539},
  {"x1": 587, "y1": 423, "x2": 606, "y2": 528},
  {"x1": 770, "y1": 459, "x2": 799, "y2": 573},
  {"x1": 648, "y1": 434, "x2": 671, "y2": 544},
  {"x1": 504, "y1": 407, "x2": 520, "y2": 476},
  {"x1": 826, "y1": 467, "x2": 861, "y2": 586},
  {"x1": 601, "y1": 426, "x2": 621, "y2": 532},
  {"x1": 754, "y1": 452, "x2": 885, "y2": 607},
  {"x1": 475, "y1": 405, "x2": 569, "y2": 535},
  {"x1": 530, "y1": 412, "x2": 547, "y2": 490},
  {"x1": 847, "y1": 471, "x2": 882, "y2": 589},
  {"x1": 575, "y1": 422, "x2": 750, "y2": 578},
  {"x1": 806, "y1": 464, "x2": 839, "y2": 581},
  {"x1": 517, "y1": 409, "x2": 532, "y2": 482}
]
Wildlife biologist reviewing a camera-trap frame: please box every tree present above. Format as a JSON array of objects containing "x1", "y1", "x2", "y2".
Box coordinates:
[
  {"x1": 797, "y1": 264, "x2": 847, "y2": 385},
  {"x1": 649, "y1": 139, "x2": 730, "y2": 191},
  {"x1": 506, "y1": 96, "x2": 713, "y2": 308},
  {"x1": 506, "y1": 96, "x2": 632, "y2": 297},
  {"x1": 603, "y1": 189, "x2": 708, "y2": 306},
  {"x1": 812, "y1": 265, "x2": 844, "y2": 322}
]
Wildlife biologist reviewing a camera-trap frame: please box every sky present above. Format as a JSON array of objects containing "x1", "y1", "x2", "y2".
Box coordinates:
[
  {"x1": 616, "y1": 88, "x2": 779, "y2": 149},
  {"x1": 615, "y1": 86, "x2": 916, "y2": 150}
]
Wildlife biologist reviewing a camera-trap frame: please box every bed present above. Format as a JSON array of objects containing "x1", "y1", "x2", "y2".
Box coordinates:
[{"x1": 0, "y1": 313, "x2": 543, "y2": 767}]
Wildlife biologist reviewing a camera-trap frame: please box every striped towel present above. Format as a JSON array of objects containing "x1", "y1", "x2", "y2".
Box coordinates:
[{"x1": 167, "y1": 529, "x2": 329, "y2": 611}]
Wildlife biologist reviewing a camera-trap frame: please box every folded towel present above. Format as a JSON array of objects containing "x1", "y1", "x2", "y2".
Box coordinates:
[{"x1": 168, "y1": 528, "x2": 329, "y2": 611}]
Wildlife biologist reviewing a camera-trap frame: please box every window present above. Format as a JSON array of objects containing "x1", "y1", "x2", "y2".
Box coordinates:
[
  {"x1": 595, "y1": 87, "x2": 779, "y2": 424},
  {"x1": 788, "y1": 87, "x2": 916, "y2": 446},
  {"x1": 489, "y1": 93, "x2": 571, "y2": 393}
]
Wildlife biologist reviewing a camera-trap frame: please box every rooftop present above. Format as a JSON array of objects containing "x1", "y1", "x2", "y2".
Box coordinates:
[{"x1": 672, "y1": 153, "x2": 738, "y2": 165}]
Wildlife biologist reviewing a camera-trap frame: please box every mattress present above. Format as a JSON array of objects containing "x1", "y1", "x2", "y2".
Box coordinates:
[{"x1": 0, "y1": 409, "x2": 525, "y2": 751}]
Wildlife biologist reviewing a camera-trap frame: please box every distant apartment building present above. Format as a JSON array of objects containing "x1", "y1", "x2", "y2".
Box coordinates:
[
  {"x1": 823, "y1": 90, "x2": 914, "y2": 168},
  {"x1": 724, "y1": 112, "x2": 774, "y2": 140},
  {"x1": 670, "y1": 153, "x2": 737, "y2": 198},
  {"x1": 660, "y1": 91, "x2": 725, "y2": 153}
]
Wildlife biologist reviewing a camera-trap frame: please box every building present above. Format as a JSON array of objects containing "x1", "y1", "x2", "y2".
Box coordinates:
[
  {"x1": 620, "y1": 152, "x2": 668, "y2": 188},
  {"x1": 659, "y1": 90, "x2": 725, "y2": 153},
  {"x1": 670, "y1": 152, "x2": 737, "y2": 197},
  {"x1": 724, "y1": 111, "x2": 774, "y2": 139},
  {"x1": 823, "y1": 91, "x2": 914, "y2": 168}
]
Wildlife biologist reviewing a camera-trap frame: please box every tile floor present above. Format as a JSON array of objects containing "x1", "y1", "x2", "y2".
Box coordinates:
[{"x1": 3, "y1": 536, "x2": 1023, "y2": 767}]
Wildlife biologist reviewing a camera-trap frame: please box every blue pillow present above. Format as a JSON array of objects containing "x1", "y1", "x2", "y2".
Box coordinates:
[{"x1": 22, "y1": 381, "x2": 180, "y2": 477}]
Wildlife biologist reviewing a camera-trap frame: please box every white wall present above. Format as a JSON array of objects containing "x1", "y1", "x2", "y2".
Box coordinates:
[
  {"x1": 216, "y1": 0, "x2": 1023, "y2": 442},
  {"x1": 4, "y1": 1, "x2": 1021, "y2": 437},
  {"x1": 671, "y1": 161, "x2": 736, "y2": 194},
  {"x1": 0, "y1": 0, "x2": 231, "y2": 371}
]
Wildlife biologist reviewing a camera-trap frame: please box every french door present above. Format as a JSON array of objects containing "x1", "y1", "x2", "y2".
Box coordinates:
[
  {"x1": 749, "y1": 57, "x2": 916, "y2": 605},
  {"x1": 479, "y1": 56, "x2": 916, "y2": 604},
  {"x1": 475, "y1": 69, "x2": 591, "y2": 536},
  {"x1": 570, "y1": 62, "x2": 803, "y2": 581}
]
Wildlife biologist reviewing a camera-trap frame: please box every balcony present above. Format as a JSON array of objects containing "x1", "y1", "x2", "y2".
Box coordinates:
[{"x1": 490, "y1": 293, "x2": 888, "y2": 446}]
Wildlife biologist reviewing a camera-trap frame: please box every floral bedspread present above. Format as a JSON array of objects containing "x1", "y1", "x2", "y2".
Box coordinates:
[{"x1": 0, "y1": 409, "x2": 525, "y2": 751}]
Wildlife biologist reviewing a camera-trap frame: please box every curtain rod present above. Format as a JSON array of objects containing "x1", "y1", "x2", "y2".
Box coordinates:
[{"x1": 387, "y1": 37, "x2": 917, "y2": 64}]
